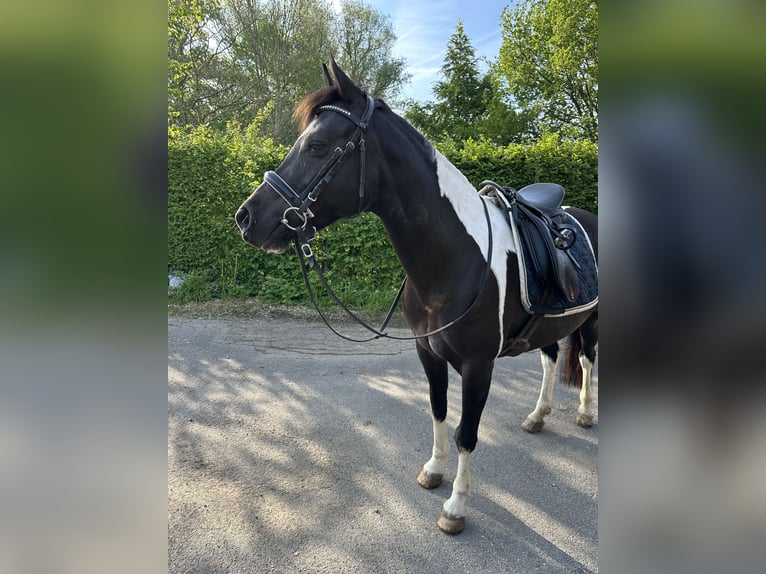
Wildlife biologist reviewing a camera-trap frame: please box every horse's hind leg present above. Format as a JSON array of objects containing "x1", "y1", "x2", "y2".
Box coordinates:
[
  {"x1": 438, "y1": 358, "x2": 494, "y2": 535},
  {"x1": 416, "y1": 343, "x2": 450, "y2": 490},
  {"x1": 576, "y1": 313, "x2": 598, "y2": 428},
  {"x1": 522, "y1": 343, "x2": 559, "y2": 433}
]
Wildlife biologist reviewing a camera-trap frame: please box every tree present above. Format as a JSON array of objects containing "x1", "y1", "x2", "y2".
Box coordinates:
[
  {"x1": 404, "y1": 22, "x2": 489, "y2": 141},
  {"x1": 213, "y1": 0, "x2": 335, "y2": 141},
  {"x1": 168, "y1": 0, "x2": 412, "y2": 143},
  {"x1": 405, "y1": 21, "x2": 532, "y2": 145},
  {"x1": 168, "y1": 0, "x2": 227, "y2": 126},
  {"x1": 497, "y1": 0, "x2": 598, "y2": 141},
  {"x1": 333, "y1": 0, "x2": 409, "y2": 101},
  {"x1": 477, "y1": 74, "x2": 538, "y2": 144}
]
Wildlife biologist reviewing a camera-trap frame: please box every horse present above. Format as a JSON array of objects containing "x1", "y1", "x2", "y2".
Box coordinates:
[{"x1": 235, "y1": 57, "x2": 598, "y2": 535}]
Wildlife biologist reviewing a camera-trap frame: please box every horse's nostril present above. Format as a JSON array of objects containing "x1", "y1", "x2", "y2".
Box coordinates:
[{"x1": 235, "y1": 206, "x2": 252, "y2": 231}]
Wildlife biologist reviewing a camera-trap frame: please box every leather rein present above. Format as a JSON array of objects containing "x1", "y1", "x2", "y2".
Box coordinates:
[{"x1": 264, "y1": 96, "x2": 494, "y2": 343}]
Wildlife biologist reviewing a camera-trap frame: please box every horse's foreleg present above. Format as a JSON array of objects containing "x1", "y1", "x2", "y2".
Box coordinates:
[
  {"x1": 416, "y1": 343, "x2": 449, "y2": 489},
  {"x1": 522, "y1": 344, "x2": 559, "y2": 433},
  {"x1": 438, "y1": 449, "x2": 473, "y2": 534},
  {"x1": 438, "y1": 359, "x2": 494, "y2": 535},
  {"x1": 418, "y1": 416, "x2": 449, "y2": 489}
]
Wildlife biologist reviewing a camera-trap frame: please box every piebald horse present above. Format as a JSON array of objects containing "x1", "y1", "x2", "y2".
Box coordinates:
[{"x1": 235, "y1": 58, "x2": 597, "y2": 534}]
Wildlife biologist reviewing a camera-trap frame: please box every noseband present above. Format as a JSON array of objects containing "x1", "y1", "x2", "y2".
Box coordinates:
[{"x1": 263, "y1": 96, "x2": 375, "y2": 258}]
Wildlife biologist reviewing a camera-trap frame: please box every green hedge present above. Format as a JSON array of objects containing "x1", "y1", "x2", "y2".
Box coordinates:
[
  {"x1": 168, "y1": 127, "x2": 597, "y2": 306},
  {"x1": 440, "y1": 135, "x2": 598, "y2": 213}
]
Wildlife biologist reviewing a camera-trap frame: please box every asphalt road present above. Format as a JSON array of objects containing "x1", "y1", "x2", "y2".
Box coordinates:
[{"x1": 168, "y1": 315, "x2": 598, "y2": 573}]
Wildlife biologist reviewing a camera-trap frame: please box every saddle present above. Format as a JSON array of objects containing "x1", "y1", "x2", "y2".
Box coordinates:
[{"x1": 479, "y1": 180, "x2": 580, "y2": 304}]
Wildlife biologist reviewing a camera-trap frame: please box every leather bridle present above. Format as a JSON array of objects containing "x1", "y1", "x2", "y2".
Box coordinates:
[
  {"x1": 263, "y1": 96, "x2": 375, "y2": 260},
  {"x1": 261, "y1": 94, "x2": 494, "y2": 343}
]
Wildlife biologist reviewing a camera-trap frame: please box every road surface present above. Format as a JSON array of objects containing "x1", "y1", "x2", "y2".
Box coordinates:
[{"x1": 168, "y1": 314, "x2": 598, "y2": 573}]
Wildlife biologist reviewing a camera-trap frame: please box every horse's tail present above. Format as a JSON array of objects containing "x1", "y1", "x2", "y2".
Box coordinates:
[{"x1": 561, "y1": 331, "x2": 583, "y2": 388}]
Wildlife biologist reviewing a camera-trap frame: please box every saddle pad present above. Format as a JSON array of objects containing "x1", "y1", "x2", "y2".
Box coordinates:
[{"x1": 509, "y1": 211, "x2": 598, "y2": 316}]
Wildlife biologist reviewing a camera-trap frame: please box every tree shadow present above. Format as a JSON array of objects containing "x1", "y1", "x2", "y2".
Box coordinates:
[{"x1": 169, "y1": 317, "x2": 598, "y2": 572}]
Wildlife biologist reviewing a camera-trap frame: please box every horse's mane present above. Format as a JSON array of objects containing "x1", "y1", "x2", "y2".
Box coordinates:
[
  {"x1": 293, "y1": 85, "x2": 390, "y2": 131},
  {"x1": 293, "y1": 86, "x2": 338, "y2": 131}
]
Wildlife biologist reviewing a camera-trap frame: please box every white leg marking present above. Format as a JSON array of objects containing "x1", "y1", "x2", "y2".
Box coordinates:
[
  {"x1": 423, "y1": 417, "x2": 449, "y2": 476},
  {"x1": 443, "y1": 450, "x2": 472, "y2": 519},
  {"x1": 432, "y1": 149, "x2": 516, "y2": 355},
  {"x1": 526, "y1": 351, "x2": 557, "y2": 424},
  {"x1": 578, "y1": 355, "x2": 594, "y2": 419}
]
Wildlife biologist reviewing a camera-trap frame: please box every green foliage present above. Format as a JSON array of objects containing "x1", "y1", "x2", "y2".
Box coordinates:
[
  {"x1": 168, "y1": 124, "x2": 404, "y2": 308},
  {"x1": 169, "y1": 125, "x2": 597, "y2": 306},
  {"x1": 475, "y1": 75, "x2": 539, "y2": 145},
  {"x1": 169, "y1": 271, "x2": 214, "y2": 304},
  {"x1": 404, "y1": 21, "x2": 534, "y2": 145},
  {"x1": 438, "y1": 134, "x2": 598, "y2": 213},
  {"x1": 306, "y1": 213, "x2": 403, "y2": 309},
  {"x1": 168, "y1": 0, "x2": 225, "y2": 127},
  {"x1": 168, "y1": 0, "x2": 411, "y2": 143},
  {"x1": 334, "y1": 0, "x2": 410, "y2": 100},
  {"x1": 498, "y1": 0, "x2": 598, "y2": 141},
  {"x1": 431, "y1": 21, "x2": 491, "y2": 138},
  {"x1": 212, "y1": 0, "x2": 335, "y2": 141},
  {"x1": 168, "y1": 122, "x2": 289, "y2": 299}
]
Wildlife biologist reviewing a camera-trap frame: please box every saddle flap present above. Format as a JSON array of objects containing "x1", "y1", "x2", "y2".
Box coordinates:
[{"x1": 514, "y1": 202, "x2": 581, "y2": 304}]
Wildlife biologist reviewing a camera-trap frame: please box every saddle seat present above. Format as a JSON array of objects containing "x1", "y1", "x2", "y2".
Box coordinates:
[
  {"x1": 516, "y1": 183, "x2": 565, "y2": 216},
  {"x1": 479, "y1": 180, "x2": 580, "y2": 304}
]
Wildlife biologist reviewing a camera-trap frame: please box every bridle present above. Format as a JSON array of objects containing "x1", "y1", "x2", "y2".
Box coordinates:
[
  {"x1": 261, "y1": 95, "x2": 494, "y2": 343},
  {"x1": 263, "y1": 96, "x2": 376, "y2": 260}
]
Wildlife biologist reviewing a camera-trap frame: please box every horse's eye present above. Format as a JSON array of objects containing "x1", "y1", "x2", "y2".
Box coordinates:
[{"x1": 307, "y1": 141, "x2": 326, "y2": 153}]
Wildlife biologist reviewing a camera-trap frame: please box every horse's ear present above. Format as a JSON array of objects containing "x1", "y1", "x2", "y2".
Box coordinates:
[
  {"x1": 329, "y1": 54, "x2": 364, "y2": 104},
  {"x1": 322, "y1": 63, "x2": 334, "y2": 87}
]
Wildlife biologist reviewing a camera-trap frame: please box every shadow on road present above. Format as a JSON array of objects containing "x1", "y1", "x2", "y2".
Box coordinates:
[{"x1": 168, "y1": 316, "x2": 597, "y2": 573}]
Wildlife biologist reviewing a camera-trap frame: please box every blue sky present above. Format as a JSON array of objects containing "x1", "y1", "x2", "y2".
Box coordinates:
[{"x1": 332, "y1": 0, "x2": 515, "y2": 103}]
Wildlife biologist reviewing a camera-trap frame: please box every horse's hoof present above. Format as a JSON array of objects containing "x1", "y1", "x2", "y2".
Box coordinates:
[
  {"x1": 437, "y1": 511, "x2": 466, "y2": 535},
  {"x1": 576, "y1": 413, "x2": 593, "y2": 428},
  {"x1": 417, "y1": 469, "x2": 443, "y2": 489},
  {"x1": 522, "y1": 418, "x2": 545, "y2": 433}
]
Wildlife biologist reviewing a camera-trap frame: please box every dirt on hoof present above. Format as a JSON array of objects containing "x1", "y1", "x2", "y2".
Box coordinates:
[
  {"x1": 521, "y1": 418, "x2": 544, "y2": 433},
  {"x1": 417, "y1": 469, "x2": 443, "y2": 489},
  {"x1": 576, "y1": 414, "x2": 594, "y2": 428},
  {"x1": 437, "y1": 511, "x2": 466, "y2": 535}
]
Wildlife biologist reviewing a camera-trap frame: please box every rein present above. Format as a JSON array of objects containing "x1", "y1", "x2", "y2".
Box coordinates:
[
  {"x1": 266, "y1": 95, "x2": 495, "y2": 342},
  {"x1": 294, "y1": 196, "x2": 494, "y2": 343}
]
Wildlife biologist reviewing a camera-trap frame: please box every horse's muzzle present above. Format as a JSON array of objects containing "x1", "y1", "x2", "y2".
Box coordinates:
[{"x1": 235, "y1": 201, "x2": 291, "y2": 253}]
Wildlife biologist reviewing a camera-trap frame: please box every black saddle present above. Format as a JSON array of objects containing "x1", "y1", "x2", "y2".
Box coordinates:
[{"x1": 479, "y1": 180, "x2": 580, "y2": 303}]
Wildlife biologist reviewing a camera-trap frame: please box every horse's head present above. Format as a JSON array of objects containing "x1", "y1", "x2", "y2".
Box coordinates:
[{"x1": 235, "y1": 57, "x2": 377, "y2": 254}]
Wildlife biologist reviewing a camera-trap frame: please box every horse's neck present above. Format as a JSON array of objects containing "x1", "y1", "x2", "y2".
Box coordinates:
[{"x1": 372, "y1": 143, "x2": 490, "y2": 296}]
